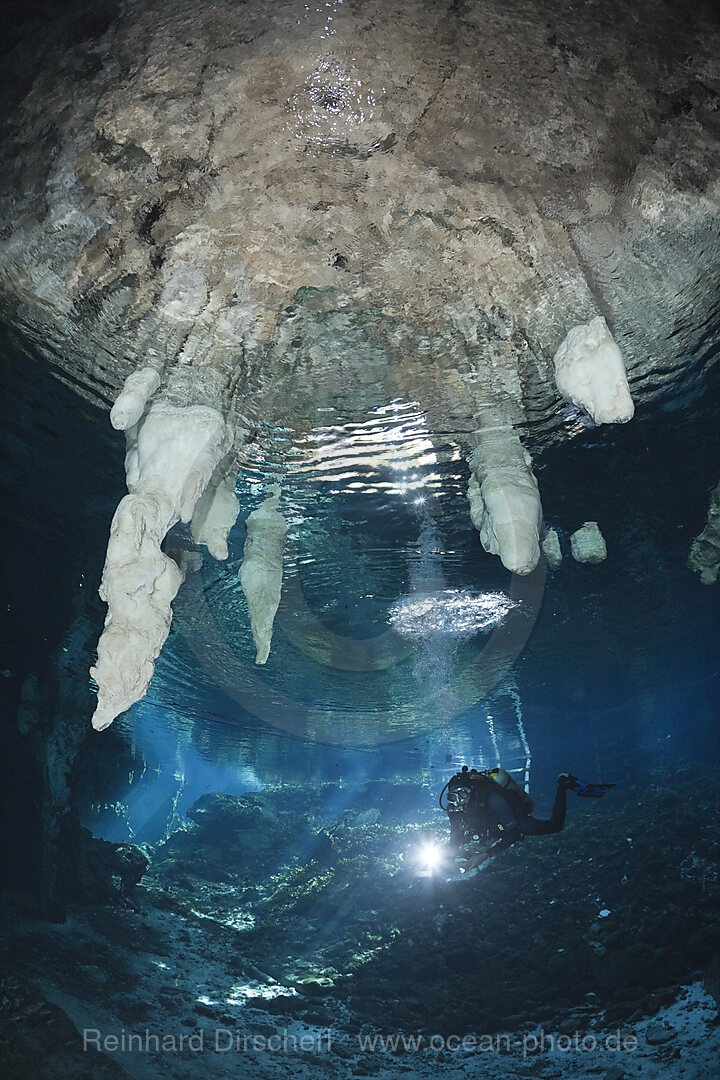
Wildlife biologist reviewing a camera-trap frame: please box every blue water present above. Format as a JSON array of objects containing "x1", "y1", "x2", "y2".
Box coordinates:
[
  {"x1": 2, "y1": 331, "x2": 717, "y2": 843},
  {"x1": 2, "y1": 330, "x2": 720, "y2": 1080}
]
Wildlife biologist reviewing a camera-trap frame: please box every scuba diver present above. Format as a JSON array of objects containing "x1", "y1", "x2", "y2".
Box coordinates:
[{"x1": 439, "y1": 766, "x2": 614, "y2": 873}]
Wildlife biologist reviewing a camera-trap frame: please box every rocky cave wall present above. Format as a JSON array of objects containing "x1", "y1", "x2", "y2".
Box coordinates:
[{"x1": 0, "y1": 346, "x2": 129, "y2": 916}]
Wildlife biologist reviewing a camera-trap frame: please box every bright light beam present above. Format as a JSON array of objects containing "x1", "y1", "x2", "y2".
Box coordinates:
[{"x1": 414, "y1": 841, "x2": 446, "y2": 875}]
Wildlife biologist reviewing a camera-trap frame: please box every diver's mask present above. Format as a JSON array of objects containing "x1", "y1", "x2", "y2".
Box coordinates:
[{"x1": 446, "y1": 786, "x2": 471, "y2": 812}]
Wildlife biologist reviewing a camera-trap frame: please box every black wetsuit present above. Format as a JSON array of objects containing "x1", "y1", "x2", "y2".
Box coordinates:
[
  {"x1": 448, "y1": 774, "x2": 568, "y2": 855},
  {"x1": 485, "y1": 779, "x2": 568, "y2": 854}
]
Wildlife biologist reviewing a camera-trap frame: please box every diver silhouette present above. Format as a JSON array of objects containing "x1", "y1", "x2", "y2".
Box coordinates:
[{"x1": 439, "y1": 766, "x2": 614, "y2": 873}]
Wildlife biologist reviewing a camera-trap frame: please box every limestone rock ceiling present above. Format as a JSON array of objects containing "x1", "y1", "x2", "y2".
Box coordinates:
[
  {"x1": 1, "y1": 0, "x2": 718, "y2": 727},
  {"x1": 2, "y1": 0, "x2": 718, "y2": 411}
]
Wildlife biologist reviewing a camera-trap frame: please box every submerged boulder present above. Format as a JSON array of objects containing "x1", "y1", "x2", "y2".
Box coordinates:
[
  {"x1": 154, "y1": 791, "x2": 314, "y2": 883},
  {"x1": 75, "y1": 829, "x2": 149, "y2": 906},
  {"x1": 186, "y1": 791, "x2": 282, "y2": 834}
]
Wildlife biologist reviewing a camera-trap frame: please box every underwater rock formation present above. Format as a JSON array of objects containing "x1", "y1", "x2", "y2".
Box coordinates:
[
  {"x1": 128, "y1": 769, "x2": 720, "y2": 1043},
  {"x1": 0, "y1": 977, "x2": 129, "y2": 1079},
  {"x1": 1, "y1": 0, "x2": 717, "y2": 425},
  {"x1": 570, "y1": 521, "x2": 608, "y2": 564},
  {"x1": 689, "y1": 481, "x2": 720, "y2": 585},
  {"x1": 157, "y1": 791, "x2": 310, "y2": 880},
  {"x1": 239, "y1": 486, "x2": 287, "y2": 664},
  {"x1": 91, "y1": 401, "x2": 230, "y2": 729},
  {"x1": 76, "y1": 829, "x2": 149, "y2": 906}
]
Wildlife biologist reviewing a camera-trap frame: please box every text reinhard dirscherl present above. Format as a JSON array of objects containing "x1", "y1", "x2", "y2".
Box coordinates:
[
  {"x1": 83, "y1": 1027, "x2": 640, "y2": 1057},
  {"x1": 83, "y1": 1029, "x2": 331, "y2": 1054}
]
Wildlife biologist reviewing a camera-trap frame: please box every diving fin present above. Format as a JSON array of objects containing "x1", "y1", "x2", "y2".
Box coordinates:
[{"x1": 562, "y1": 774, "x2": 615, "y2": 798}]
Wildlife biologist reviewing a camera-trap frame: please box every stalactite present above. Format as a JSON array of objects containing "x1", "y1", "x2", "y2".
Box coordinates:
[
  {"x1": 91, "y1": 400, "x2": 230, "y2": 730},
  {"x1": 553, "y1": 316, "x2": 634, "y2": 425},
  {"x1": 239, "y1": 485, "x2": 287, "y2": 664},
  {"x1": 468, "y1": 426, "x2": 542, "y2": 576}
]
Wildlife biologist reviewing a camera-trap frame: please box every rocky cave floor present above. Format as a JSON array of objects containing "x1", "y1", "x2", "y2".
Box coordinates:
[{"x1": 2, "y1": 764, "x2": 720, "y2": 1080}]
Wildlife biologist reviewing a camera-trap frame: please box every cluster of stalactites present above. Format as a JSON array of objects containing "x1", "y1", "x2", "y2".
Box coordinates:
[
  {"x1": 91, "y1": 368, "x2": 235, "y2": 730},
  {"x1": 465, "y1": 315, "x2": 631, "y2": 576},
  {"x1": 92, "y1": 308, "x2": 636, "y2": 726},
  {"x1": 92, "y1": 367, "x2": 295, "y2": 728}
]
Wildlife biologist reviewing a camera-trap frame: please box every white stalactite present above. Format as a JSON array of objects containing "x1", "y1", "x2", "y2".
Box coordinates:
[
  {"x1": 190, "y1": 464, "x2": 240, "y2": 560},
  {"x1": 553, "y1": 316, "x2": 634, "y2": 425},
  {"x1": 467, "y1": 427, "x2": 542, "y2": 576},
  {"x1": 91, "y1": 401, "x2": 230, "y2": 730},
  {"x1": 109, "y1": 366, "x2": 161, "y2": 431},
  {"x1": 570, "y1": 521, "x2": 607, "y2": 563},
  {"x1": 688, "y1": 481, "x2": 720, "y2": 585},
  {"x1": 239, "y1": 485, "x2": 287, "y2": 664}
]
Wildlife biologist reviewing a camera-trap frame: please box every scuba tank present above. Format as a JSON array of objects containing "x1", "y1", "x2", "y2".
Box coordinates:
[{"x1": 488, "y1": 767, "x2": 535, "y2": 812}]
